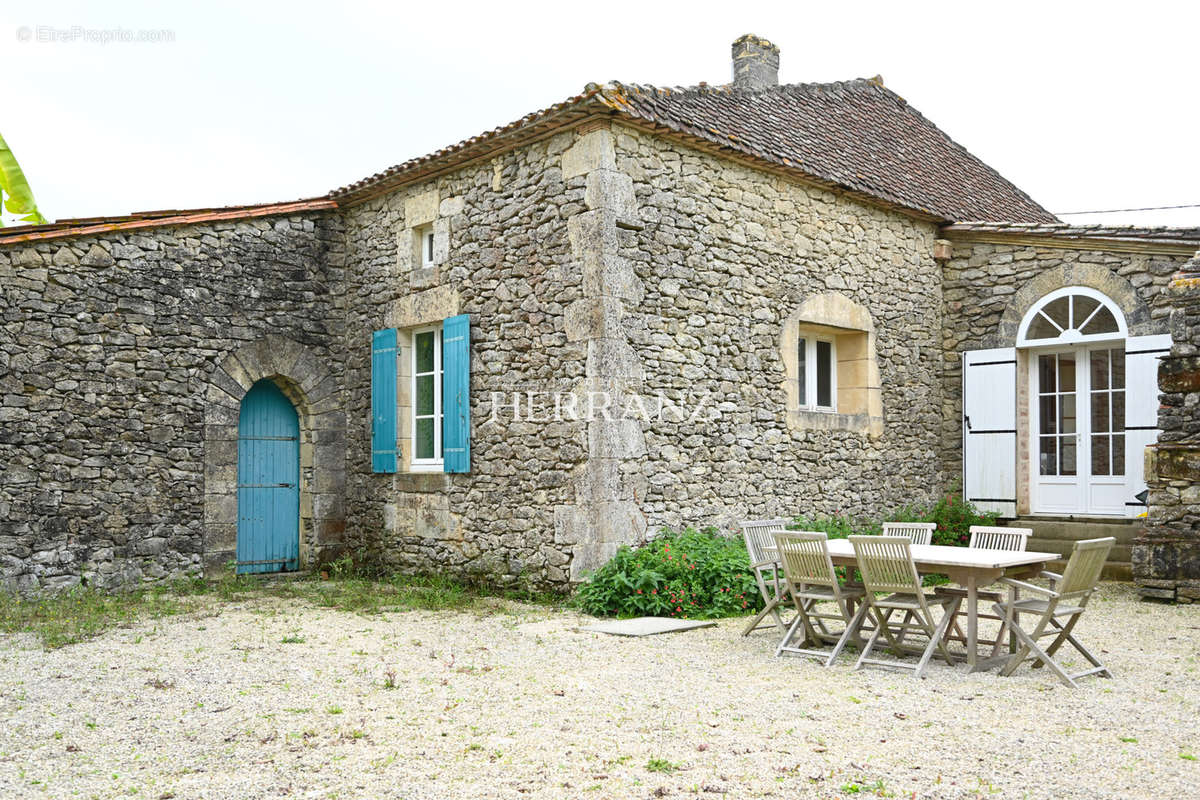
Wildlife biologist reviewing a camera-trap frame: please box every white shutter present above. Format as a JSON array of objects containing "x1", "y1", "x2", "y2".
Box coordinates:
[
  {"x1": 962, "y1": 348, "x2": 1018, "y2": 517},
  {"x1": 1124, "y1": 334, "x2": 1172, "y2": 518}
]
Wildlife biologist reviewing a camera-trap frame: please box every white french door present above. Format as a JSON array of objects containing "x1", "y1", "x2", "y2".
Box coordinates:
[{"x1": 1031, "y1": 345, "x2": 1127, "y2": 515}]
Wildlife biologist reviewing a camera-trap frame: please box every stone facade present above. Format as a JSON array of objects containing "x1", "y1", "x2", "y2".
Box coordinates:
[
  {"x1": 339, "y1": 130, "x2": 590, "y2": 587},
  {"x1": 613, "y1": 124, "x2": 948, "y2": 532},
  {"x1": 1136, "y1": 253, "x2": 1200, "y2": 601},
  {"x1": 2, "y1": 113, "x2": 1198, "y2": 599},
  {"x1": 0, "y1": 215, "x2": 344, "y2": 592},
  {"x1": 937, "y1": 234, "x2": 1190, "y2": 500}
]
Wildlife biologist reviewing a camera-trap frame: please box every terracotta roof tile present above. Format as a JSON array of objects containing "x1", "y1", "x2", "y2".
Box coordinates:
[
  {"x1": 594, "y1": 80, "x2": 1057, "y2": 223},
  {"x1": 0, "y1": 199, "x2": 336, "y2": 245},
  {"x1": 943, "y1": 221, "x2": 1200, "y2": 242}
]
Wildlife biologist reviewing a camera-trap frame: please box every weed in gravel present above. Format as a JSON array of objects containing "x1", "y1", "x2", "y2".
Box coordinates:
[
  {"x1": 381, "y1": 670, "x2": 398, "y2": 690},
  {"x1": 645, "y1": 758, "x2": 678, "y2": 773},
  {"x1": 280, "y1": 634, "x2": 306, "y2": 644},
  {"x1": 326, "y1": 706, "x2": 343, "y2": 715},
  {"x1": 0, "y1": 571, "x2": 564, "y2": 649}
]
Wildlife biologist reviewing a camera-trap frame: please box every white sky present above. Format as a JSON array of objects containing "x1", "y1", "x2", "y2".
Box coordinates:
[{"x1": 3, "y1": 0, "x2": 1198, "y2": 228}]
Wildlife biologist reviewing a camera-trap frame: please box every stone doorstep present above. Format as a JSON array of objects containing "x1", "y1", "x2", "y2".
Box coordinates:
[{"x1": 578, "y1": 617, "x2": 717, "y2": 637}]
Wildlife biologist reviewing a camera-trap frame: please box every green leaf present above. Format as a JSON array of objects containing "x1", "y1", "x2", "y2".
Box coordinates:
[{"x1": 0, "y1": 131, "x2": 48, "y2": 227}]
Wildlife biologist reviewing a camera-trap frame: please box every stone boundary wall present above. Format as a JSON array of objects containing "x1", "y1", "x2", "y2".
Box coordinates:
[
  {"x1": 1136, "y1": 252, "x2": 1200, "y2": 601},
  {"x1": 0, "y1": 214, "x2": 343, "y2": 592}
]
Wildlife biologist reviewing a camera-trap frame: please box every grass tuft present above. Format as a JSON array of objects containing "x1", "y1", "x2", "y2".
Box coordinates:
[{"x1": 0, "y1": 571, "x2": 563, "y2": 649}]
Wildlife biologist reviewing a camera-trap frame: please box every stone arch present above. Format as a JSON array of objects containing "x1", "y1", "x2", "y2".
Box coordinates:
[
  {"x1": 201, "y1": 336, "x2": 343, "y2": 574},
  {"x1": 781, "y1": 292, "x2": 883, "y2": 436},
  {"x1": 997, "y1": 262, "x2": 1153, "y2": 345}
]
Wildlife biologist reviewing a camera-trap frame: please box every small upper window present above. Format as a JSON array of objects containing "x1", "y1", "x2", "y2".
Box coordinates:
[
  {"x1": 414, "y1": 224, "x2": 435, "y2": 269},
  {"x1": 1017, "y1": 287, "x2": 1126, "y2": 347}
]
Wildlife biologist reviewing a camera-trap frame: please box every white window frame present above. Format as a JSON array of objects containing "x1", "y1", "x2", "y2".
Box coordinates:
[
  {"x1": 1016, "y1": 286, "x2": 1127, "y2": 347},
  {"x1": 410, "y1": 324, "x2": 443, "y2": 471},
  {"x1": 415, "y1": 224, "x2": 435, "y2": 269},
  {"x1": 798, "y1": 334, "x2": 837, "y2": 413}
]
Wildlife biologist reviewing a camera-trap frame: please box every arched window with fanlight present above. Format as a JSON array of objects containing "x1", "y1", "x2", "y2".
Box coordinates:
[
  {"x1": 1016, "y1": 287, "x2": 1127, "y2": 347},
  {"x1": 965, "y1": 283, "x2": 1169, "y2": 521}
]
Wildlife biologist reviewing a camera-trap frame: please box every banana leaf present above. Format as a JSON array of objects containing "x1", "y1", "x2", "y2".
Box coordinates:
[{"x1": 0, "y1": 132, "x2": 47, "y2": 226}]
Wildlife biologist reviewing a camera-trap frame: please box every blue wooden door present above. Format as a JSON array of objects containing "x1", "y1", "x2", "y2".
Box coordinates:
[{"x1": 237, "y1": 380, "x2": 300, "y2": 574}]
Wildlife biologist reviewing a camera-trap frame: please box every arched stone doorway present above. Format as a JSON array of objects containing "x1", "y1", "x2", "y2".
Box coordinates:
[
  {"x1": 237, "y1": 380, "x2": 301, "y2": 574},
  {"x1": 202, "y1": 336, "x2": 344, "y2": 574}
]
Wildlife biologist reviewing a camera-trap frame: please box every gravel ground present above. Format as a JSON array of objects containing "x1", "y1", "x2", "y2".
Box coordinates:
[{"x1": 1, "y1": 582, "x2": 1197, "y2": 800}]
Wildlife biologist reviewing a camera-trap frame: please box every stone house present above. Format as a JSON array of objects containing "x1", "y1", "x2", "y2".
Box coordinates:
[{"x1": 1, "y1": 35, "x2": 1197, "y2": 599}]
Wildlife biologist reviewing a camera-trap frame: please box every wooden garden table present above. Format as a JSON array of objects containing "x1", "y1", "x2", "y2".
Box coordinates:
[{"x1": 822, "y1": 540, "x2": 1062, "y2": 672}]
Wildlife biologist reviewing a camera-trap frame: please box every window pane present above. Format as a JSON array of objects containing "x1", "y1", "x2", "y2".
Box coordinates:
[
  {"x1": 1028, "y1": 312, "x2": 1060, "y2": 340},
  {"x1": 1039, "y1": 396, "x2": 1057, "y2": 435},
  {"x1": 816, "y1": 341, "x2": 832, "y2": 408},
  {"x1": 1081, "y1": 306, "x2": 1118, "y2": 335},
  {"x1": 415, "y1": 417, "x2": 435, "y2": 460},
  {"x1": 1043, "y1": 297, "x2": 1070, "y2": 330},
  {"x1": 1111, "y1": 349, "x2": 1125, "y2": 390},
  {"x1": 1091, "y1": 435, "x2": 1110, "y2": 476},
  {"x1": 1059, "y1": 394, "x2": 1076, "y2": 434},
  {"x1": 1112, "y1": 433, "x2": 1125, "y2": 476},
  {"x1": 416, "y1": 374, "x2": 434, "y2": 416},
  {"x1": 1112, "y1": 391, "x2": 1125, "y2": 432},
  {"x1": 798, "y1": 338, "x2": 807, "y2": 406},
  {"x1": 1073, "y1": 295, "x2": 1099, "y2": 329},
  {"x1": 1038, "y1": 354, "x2": 1056, "y2": 392},
  {"x1": 1059, "y1": 354, "x2": 1075, "y2": 393},
  {"x1": 1090, "y1": 350, "x2": 1109, "y2": 391},
  {"x1": 1091, "y1": 392, "x2": 1110, "y2": 433},
  {"x1": 1060, "y1": 437, "x2": 1077, "y2": 476},
  {"x1": 1039, "y1": 436, "x2": 1057, "y2": 476},
  {"x1": 415, "y1": 331, "x2": 435, "y2": 373}
]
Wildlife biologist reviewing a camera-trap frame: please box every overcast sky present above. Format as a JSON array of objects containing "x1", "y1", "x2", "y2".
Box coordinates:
[{"x1": 3, "y1": 1, "x2": 1198, "y2": 228}]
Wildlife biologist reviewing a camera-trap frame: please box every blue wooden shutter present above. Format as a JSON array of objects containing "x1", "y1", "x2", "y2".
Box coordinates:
[
  {"x1": 371, "y1": 328, "x2": 398, "y2": 473},
  {"x1": 442, "y1": 314, "x2": 470, "y2": 473}
]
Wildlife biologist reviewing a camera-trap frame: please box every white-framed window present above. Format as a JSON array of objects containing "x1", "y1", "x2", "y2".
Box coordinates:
[
  {"x1": 415, "y1": 224, "x2": 435, "y2": 269},
  {"x1": 411, "y1": 324, "x2": 444, "y2": 470},
  {"x1": 1016, "y1": 286, "x2": 1126, "y2": 347},
  {"x1": 798, "y1": 335, "x2": 836, "y2": 412}
]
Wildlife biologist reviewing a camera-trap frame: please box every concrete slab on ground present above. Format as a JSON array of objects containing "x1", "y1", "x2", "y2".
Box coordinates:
[{"x1": 579, "y1": 617, "x2": 717, "y2": 637}]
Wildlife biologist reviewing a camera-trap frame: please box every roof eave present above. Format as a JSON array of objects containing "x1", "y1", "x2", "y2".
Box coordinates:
[{"x1": 941, "y1": 223, "x2": 1200, "y2": 256}]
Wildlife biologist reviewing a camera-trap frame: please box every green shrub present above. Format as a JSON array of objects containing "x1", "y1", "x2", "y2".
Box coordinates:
[
  {"x1": 795, "y1": 490, "x2": 999, "y2": 547},
  {"x1": 790, "y1": 513, "x2": 879, "y2": 539},
  {"x1": 887, "y1": 490, "x2": 1000, "y2": 547},
  {"x1": 574, "y1": 526, "x2": 762, "y2": 619}
]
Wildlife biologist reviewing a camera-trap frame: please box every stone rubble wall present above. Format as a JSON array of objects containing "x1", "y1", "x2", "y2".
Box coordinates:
[
  {"x1": 1136, "y1": 252, "x2": 1200, "y2": 601},
  {"x1": 339, "y1": 132, "x2": 590, "y2": 588},
  {"x1": 0, "y1": 215, "x2": 342, "y2": 593},
  {"x1": 611, "y1": 124, "x2": 949, "y2": 531}
]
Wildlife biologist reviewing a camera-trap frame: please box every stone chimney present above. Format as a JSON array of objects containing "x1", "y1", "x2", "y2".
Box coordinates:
[{"x1": 731, "y1": 34, "x2": 779, "y2": 90}]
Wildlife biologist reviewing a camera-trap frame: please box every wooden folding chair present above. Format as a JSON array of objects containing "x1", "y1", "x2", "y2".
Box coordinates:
[
  {"x1": 968, "y1": 525, "x2": 1032, "y2": 551},
  {"x1": 991, "y1": 537, "x2": 1115, "y2": 688},
  {"x1": 739, "y1": 519, "x2": 792, "y2": 636},
  {"x1": 771, "y1": 532, "x2": 867, "y2": 666},
  {"x1": 937, "y1": 525, "x2": 1033, "y2": 650},
  {"x1": 848, "y1": 536, "x2": 961, "y2": 678},
  {"x1": 881, "y1": 522, "x2": 935, "y2": 546}
]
